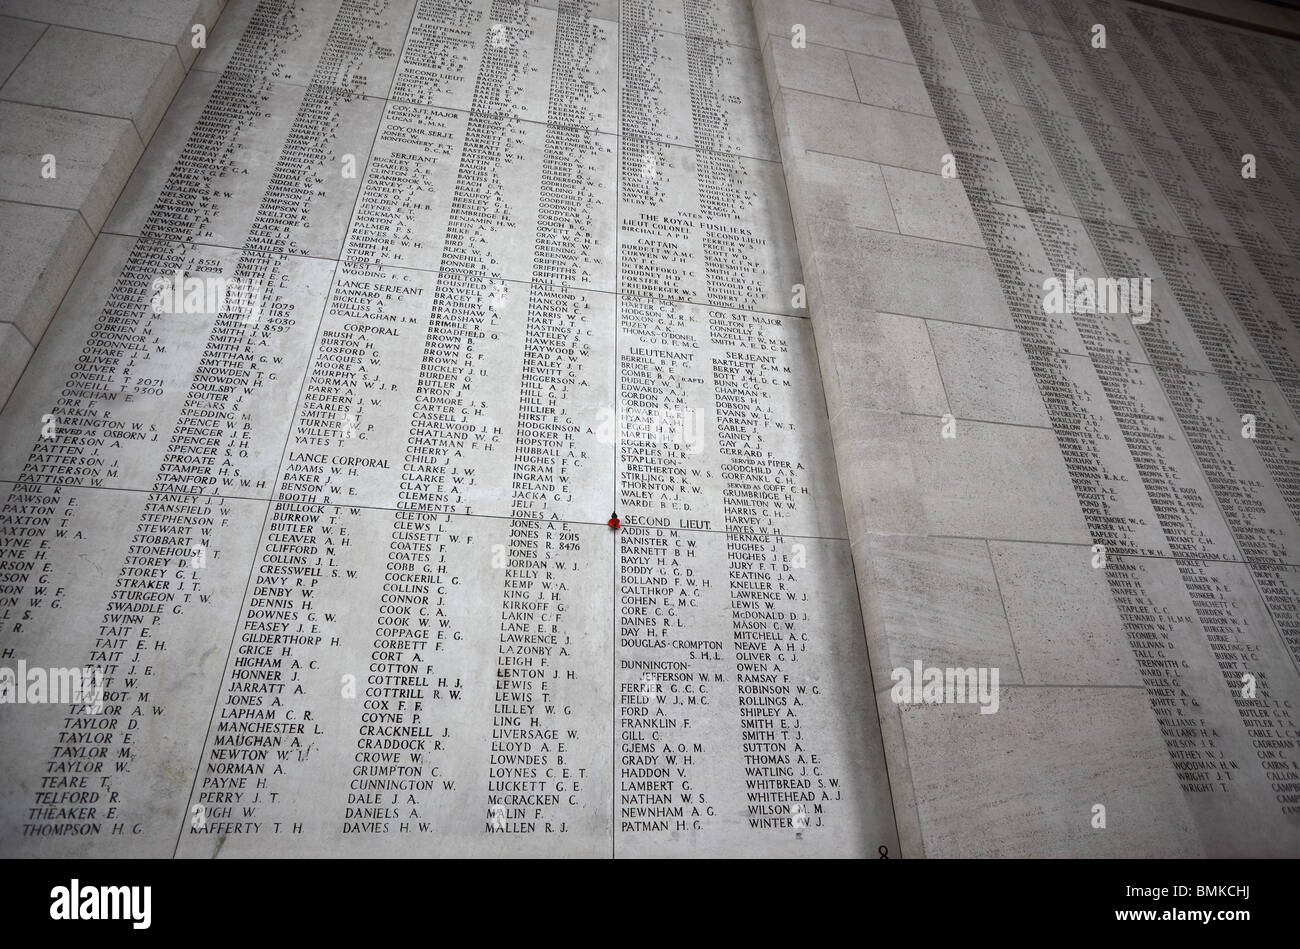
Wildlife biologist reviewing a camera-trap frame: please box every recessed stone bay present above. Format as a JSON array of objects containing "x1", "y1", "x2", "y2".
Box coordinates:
[
  {"x1": 6, "y1": 0, "x2": 1297, "y2": 861},
  {"x1": 0, "y1": 0, "x2": 895, "y2": 858}
]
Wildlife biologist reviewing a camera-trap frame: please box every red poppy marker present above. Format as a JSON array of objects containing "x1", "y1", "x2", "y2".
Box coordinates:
[{"x1": 608, "y1": 512, "x2": 621, "y2": 530}]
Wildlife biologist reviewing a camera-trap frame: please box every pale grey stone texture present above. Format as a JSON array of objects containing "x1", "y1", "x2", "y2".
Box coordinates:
[
  {"x1": 846, "y1": 50, "x2": 935, "y2": 115},
  {"x1": 754, "y1": 0, "x2": 913, "y2": 62},
  {"x1": 787, "y1": 151, "x2": 897, "y2": 231},
  {"x1": 852, "y1": 228, "x2": 1014, "y2": 329},
  {"x1": 0, "y1": 0, "x2": 225, "y2": 69},
  {"x1": 879, "y1": 164, "x2": 985, "y2": 246},
  {"x1": 908, "y1": 416, "x2": 1093, "y2": 544},
  {"x1": 2, "y1": 26, "x2": 184, "y2": 143},
  {"x1": 831, "y1": 0, "x2": 895, "y2": 17},
  {"x1": 764, "y1": 39, "x2": 858, "y2": 101},
  {"x1": 864, "y1": 534, "x2": 1023, "y2": 677},
  {"x1": 987, "y1": 541, "x2": 1143, "y2": 686},
  {"x1": 0, "y1": 15, "x2": 43, "y2": 84},
  {"x1": 926, "y1": 320, "x2": 1050, "y2": 426},
  {"x1": 0, "y1": 321, "x2": 32, "y2": 409},
  {"x1": 0, "y1": 200, "x2": 93, "y2": 346},
  {"x1": 844, "y1": 311, "x2": 949, "y2": 416},
  {"x1": 780, "y1": 88, "x2": 947, "y2": 171},
  {"x1": 830, "y1": 409, "x2": 928, "y2": 537},
  {"x1": 902, "y1": 686, "x2": 1203, "y2": 857},
  {"x1": 805, "y1": 233, "x2": 950, "y2": 417},
  {"x1": 0, "y1": 100, "x2": 142, "y2": 231}
]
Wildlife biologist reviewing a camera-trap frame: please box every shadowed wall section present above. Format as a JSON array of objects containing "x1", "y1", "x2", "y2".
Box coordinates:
[{"x1": 756, "y1": 0, "x2": 1300, "y2": 856}]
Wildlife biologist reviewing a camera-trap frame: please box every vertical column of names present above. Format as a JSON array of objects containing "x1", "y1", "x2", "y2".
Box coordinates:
[{"x1": 613, "y1": 0, "x2": 888, "y2": 857}]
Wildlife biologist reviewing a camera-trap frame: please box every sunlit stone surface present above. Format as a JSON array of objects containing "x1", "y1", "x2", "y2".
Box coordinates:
[
  {"x1": 0, "y1": 0, "x2": 894, "y2": 858},
  {"x1": 1, "y1": 0, "x2": 1298, "y2": 858}
]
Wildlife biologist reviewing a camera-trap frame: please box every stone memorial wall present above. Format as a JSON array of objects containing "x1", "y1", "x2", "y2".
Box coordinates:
[
  {"x1": 0, "y1": 0, "x2": 895, "y2": 858},
  {"x1": 758, "y1": 0, "x2": 1300, "y2": 856},
  {"x1": 1, "y1": 0, "x2": 1297, "y2": 858}
]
